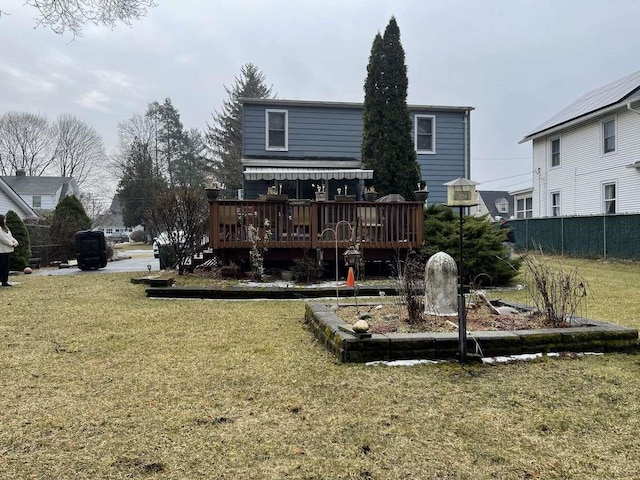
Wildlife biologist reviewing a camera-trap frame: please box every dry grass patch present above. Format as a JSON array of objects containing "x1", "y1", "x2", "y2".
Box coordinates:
[{"x1": 1, "y1": 261, "x2": 640, "y2": 479}]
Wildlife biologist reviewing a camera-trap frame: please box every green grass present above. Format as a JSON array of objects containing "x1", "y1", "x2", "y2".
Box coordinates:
[{"x1": 1, "y1": 257, "x2": 640, "y2": 479}]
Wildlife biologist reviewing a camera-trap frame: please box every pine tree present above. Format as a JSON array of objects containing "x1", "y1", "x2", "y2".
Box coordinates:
[
  {"x1": 6, "y1": 211, "x2": 30, "y2": 270},
  {"x1": 146, "y1": 98, "x2": 186, "y2": 187},
  {"x1": 362, "y1": 17, "x2": 421, "y2": 199},
  {"x1": 50, "y1": 195, "x2": 91, "y2": 260},
  {"x1": 117, "y1": 139, "x2": 166, "y2": 229},
  {"x1": 207, "y1": 63, "x2": 273, "y2": 190}
]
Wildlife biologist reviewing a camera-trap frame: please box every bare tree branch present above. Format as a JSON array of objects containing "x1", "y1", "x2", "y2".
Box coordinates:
[
  {"x1": 25, "y1": 0, "x2": 157, "y2": 36},
  {"x1": 0, "y1": 112, "x2": 55, "y2": 176}
]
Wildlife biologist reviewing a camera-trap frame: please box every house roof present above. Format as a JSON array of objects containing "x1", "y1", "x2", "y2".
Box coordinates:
[
  {"x1": 477, "y1": 190, "x2": 514, "y2": 220},
  {"x1": 0, "y1": 177, "x2": 39, "y2": 218},
  {"x1": 241, "y1": 97, "x2": 475, "y2": 113},
  {"x1": 1, "y1": 175, "x2": 77, "y2": 195},
  {"x1": 520, "y1": 70, "x2": 640, "y2": 142}
]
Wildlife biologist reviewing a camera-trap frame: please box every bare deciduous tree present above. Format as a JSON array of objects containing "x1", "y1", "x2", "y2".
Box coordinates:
[
  {"x1": 51, "y1": 114, "x2": 106, "y2": 187},
  {"x1": 0, "y1": 112, "x2": 54, "y2": 176},
  {"x1": 22, "y1": 0, "x2": 157, "y2": 36},
  {"x1": 147, "y1": 185, "x2": 209, "y2": 275}
]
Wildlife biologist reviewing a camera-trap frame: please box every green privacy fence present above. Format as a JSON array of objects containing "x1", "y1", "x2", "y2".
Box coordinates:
[{"x1": 510, "y1": 214, "x2": 640, "y2": 260}]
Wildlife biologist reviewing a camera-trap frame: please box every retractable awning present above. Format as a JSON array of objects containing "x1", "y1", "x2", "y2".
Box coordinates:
[{"x1": 244, "y1": 167, "x2": 373, "y2": 181}]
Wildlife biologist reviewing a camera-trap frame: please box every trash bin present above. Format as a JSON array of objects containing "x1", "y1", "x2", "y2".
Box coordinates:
[{"x1": 75, "y1": 230, "x2": 107, "y2": 270}]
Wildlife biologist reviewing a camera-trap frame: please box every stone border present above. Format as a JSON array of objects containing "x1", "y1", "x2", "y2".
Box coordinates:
[
  {"x1": 145, "y1": 285, "x2": 397, "y2": 299},
  {"x1": 304, "y1": 302, "x2": 639, "y2": 363}
]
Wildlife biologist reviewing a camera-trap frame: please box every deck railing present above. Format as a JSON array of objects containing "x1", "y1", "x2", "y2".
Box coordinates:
[{"x1": 209, "y1": 199, "x2": 424, "y2": 251}]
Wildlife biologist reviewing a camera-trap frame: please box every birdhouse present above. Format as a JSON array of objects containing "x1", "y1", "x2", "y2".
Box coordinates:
[{"x1": 444, "y1": 178, "x2": 479, "y2": 207}]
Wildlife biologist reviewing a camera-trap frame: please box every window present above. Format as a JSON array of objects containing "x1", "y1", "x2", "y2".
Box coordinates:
[
  {"x1": 496, "y1": 200, "x2": 509, "y2": 213},
  {"x1": 516, "y1": 197, "x2": 533, "y2": 218},
  {"x1": 550, "y1": 191, "x2": 561, "y2": 217},
  {"x1": 106, "y1": 228, "x2": 113, "y2": 234},
  {"x1": 603, "y1": 118, "x2": 616, "y2": 154},
  {"x1": 603, "y1": 182, "x2": 616, "y2": 214},
  {"x1": 550, "y1": 137, "x2": 560, "y2": 167},
  {"x1": 32, "y1": 195, "x2": 41, "y2": 208},
  {"x1": 266, "y1": 110, "x2": 288, "y2": 151},
  {"x1": 415, "y1": 115, "x2": 435, "y2": 153}
]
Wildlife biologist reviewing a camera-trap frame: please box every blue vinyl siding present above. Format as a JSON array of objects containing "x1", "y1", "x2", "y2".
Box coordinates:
[
  {"x1": 244, "y1": 104, "x2": 363, "y2": 159},
  {"x1": 243, "y1": 101, "x2": 469, "y2": 204}
]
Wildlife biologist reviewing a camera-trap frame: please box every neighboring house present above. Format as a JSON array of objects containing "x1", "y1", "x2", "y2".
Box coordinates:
[
  {"x1": 0, "y1": 177, "x2": 39, "y2": 219},
  {"x1": 94, "y1": 194, "x2": 141, "y2": 241},
  {"x1": 241, "y1": 98, "x2": 474, "y2": 204},
  {"x1": 519, "y1": 70, "x2": 640, "y2": 217},
  {"x1": 474, "y1": 190, "x2": 515, "y2": 221},
  {"x1": 509, "y1": 187, "x2": 534, "y2": 219},
  {"x1": 1, "y1": 169, "x2": 81, "y2": 213}
]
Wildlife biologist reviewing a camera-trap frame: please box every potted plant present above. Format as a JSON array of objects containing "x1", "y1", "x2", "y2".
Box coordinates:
[
  {"x1": 313, "y1": 183, "x2": 327, "y2": 202},
  {"x1": 364, "y1": 186, "x2": 377, "y2": 202},
  {"x1": 204, "y1": 186, "x2": 221, "y2": 200},
  {"x1": 414, "y1": 182, "x2": 429, "y2": 203}
]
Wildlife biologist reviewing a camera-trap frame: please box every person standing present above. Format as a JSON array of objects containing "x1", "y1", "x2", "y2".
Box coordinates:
[
  {"x1": 498, "y1": 216, "x2": 516, "y2": 258},
  {"x1": 0, "y1": 214, "x2": 19, "y2": 287}
]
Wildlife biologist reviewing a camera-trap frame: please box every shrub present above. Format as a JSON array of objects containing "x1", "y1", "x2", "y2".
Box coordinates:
[
  {"x1": 129, "y1": 229, "x2": 147, "y2": 243},
  {"x1": 50, "y1": 195, "x2": 91, "y2": 261},
  {"x1": 392, "y1": 252, "x2": 425, "y2": 324},
  {"x1": 6, "y1": 211, "x2": 30, "y2": 270},
  {"x1": 521, "y1": 254, "x2": 589, "y2": 327},
  {"x1": 422, "y1": 204, "x2": 520, "y2": 286}
]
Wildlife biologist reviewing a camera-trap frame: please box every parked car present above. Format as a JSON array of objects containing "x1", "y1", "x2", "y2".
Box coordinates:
[{"x1": 107, "y1": 233, "x2": 130, "y2": 244}]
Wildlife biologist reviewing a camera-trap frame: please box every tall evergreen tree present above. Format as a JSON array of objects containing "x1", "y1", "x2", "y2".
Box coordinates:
[
  {"x1": 207, "y1": 63, "x2": 273, "y2": 190},
  {"x1": 117, "y1": 139, "x2": 166, "y2": 228},
  {"x1": 361, "y1": 17, "x2": 421, "y2": 199},
  {"x1": 146, "y1": 98, "x2": 185, "y2": 187},
  {"x1": 5, "y1": 211, "x2": 30, "y2": 271},
  {"x1": 50, "y1": 195, "x2": 91, "y2": 260}
]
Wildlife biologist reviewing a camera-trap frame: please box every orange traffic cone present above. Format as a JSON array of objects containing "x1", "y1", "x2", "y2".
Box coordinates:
[{"x1": 346, "y1": 267, "x2": 355, "y2": 287}]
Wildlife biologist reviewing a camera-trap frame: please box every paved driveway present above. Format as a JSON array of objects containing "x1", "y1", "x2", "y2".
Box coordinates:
[{"x1": 32, "y1": 250, "x2": 160, "y2": 276}]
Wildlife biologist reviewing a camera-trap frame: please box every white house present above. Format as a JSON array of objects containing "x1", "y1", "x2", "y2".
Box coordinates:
[
  {"x1": 0, "y1": 177, "x2": 39, "y2": 219},
  {"x1": 0, "y1": 169, "x2": 81, "y2": 213},
  {"x1": 519, "y1": 70, "x2": 640, "y2": 217}
]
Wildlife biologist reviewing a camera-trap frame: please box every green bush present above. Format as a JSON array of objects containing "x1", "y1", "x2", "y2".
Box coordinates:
[
  {"x1": 6, "y1": 211, "x2": 30, "y2": 271},
  {"x1": 50, "y1": 195, "x2": 91, "y2": 261},
  {"x1": 129, "y1": 229, "x2": 146, "y2": 243},
  {"x1": 421, "y1": 204, "x2": 521, "y2": 286}
]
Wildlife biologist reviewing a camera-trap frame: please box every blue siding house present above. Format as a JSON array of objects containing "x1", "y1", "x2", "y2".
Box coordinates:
[{"x1": 241, "y1": 98, "x2": 473, "y2": 204}]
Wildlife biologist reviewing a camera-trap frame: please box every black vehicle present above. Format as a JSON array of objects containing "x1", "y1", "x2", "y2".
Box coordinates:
[{"x1": 75, "y1": 230, "x2": 108, "y2": 270}]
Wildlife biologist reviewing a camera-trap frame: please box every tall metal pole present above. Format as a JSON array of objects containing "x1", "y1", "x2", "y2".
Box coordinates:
[{"x1": 458, "y1": 206, "x2": 467, "y2": 363}]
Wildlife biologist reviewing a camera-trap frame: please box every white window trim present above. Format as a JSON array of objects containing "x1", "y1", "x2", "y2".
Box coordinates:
[
  {"x1": 549, "y1": 136, "x2": 561, "y2": 168},
  {"x1": 515, "y1": 196, "x2": 533, "y2": 219},
  {"x1": 602, "y1": 116, "x2": 617, "y2": 155},
  {"x1": 414, "y1": 114, "x2": 436, "y2": 154},
  {"x1": 550, "y1": 190, "x2": 561, "y2": 217},
  {"x1": 602, "y1": 180, "x2": 617, "y2": 215},
  {"x1": 265, "y1": 109, "x2": 288, "y2": 151}
]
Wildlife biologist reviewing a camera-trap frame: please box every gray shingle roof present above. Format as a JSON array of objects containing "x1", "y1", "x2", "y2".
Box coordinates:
[
  {"x1": 522, "y1": 70, "x2": 640, "y2": 140},
  {"x1": 0, "y1": 175, "x2": 76, "y2": 195}
]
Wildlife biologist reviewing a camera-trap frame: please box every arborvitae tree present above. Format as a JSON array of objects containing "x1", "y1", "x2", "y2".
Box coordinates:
[
  {"x1": 50, "y1": 195, "x2": 91, "y2": 260},
  {"x1": 117, "y1": 139, "x2": 166, "y2": 228},
  {"x1": 6, "y1": 211, "x2": 30, "y2": 270},
  {"x1": 362, "y1": 17, "x2": 421, "y2": 199},
  {"x1": 361, "y1": 33, "x2": 385, "y2": 179},
  {"x1": 207, "y1": 63, "x2": 273, "y2": 190},
  {"x1": 422, "y1": 204, "x2": 521, "y2": 286}
]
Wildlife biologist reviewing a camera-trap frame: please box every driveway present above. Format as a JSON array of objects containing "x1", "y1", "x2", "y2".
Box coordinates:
[{"x1": 32, "y1": 249, "x2": 160, "y2": 276}]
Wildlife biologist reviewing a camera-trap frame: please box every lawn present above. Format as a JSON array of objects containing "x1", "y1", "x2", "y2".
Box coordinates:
[{"x1": 1, "y1": 257, "x2": 639, "y2": 479}]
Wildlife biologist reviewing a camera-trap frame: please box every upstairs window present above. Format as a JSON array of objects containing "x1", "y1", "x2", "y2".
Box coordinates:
[
  {"x1": 550, "y1": 191, "x2": 561, "y2": 217},
  {"x1": 32, "y1": 195, "x2": 41, "y2": 208},
  {"x1": 415, "y1": 115, "x2": 435, "y2": 153},
  {"x1": 550, "y1": 137, "x2": 560, "y2": 167},
  {"x1": 603, "y1": 118, "x2": 616, "y2": 154},
  {"x1": 603, "y1": 182, "x2": 616, "y2": 214},
  {"x1": 266, "y1": 110, "x2": 288, "y2": 151},
  {"x1": 496, "y1": 200, "x2": 509, "y2": 213}
]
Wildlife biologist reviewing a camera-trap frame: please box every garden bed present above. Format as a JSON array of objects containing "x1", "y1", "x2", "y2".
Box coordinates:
[{"x1": 304, "y1": 301, "x2": 638, "y2": 363}]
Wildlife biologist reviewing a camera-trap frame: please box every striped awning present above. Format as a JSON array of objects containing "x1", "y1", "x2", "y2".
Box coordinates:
[{"x1": 244, "y1": 167, "x2": 373, "y2": 181}]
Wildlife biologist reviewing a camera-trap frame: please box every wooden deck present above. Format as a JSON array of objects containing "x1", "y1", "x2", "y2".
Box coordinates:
[{"x1": 208, "y1": 198, "x2": 424, "y2": 265}]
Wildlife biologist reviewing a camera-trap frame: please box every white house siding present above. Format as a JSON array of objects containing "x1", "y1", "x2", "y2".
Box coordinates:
[{"x1": 531, "y1": 107, "x2": 640, "y2": 217}]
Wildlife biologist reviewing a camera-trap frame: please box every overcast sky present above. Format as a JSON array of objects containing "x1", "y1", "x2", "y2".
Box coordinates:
[{"x1": 2, "y1": 0, "x2": 640, "y2": 203}]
